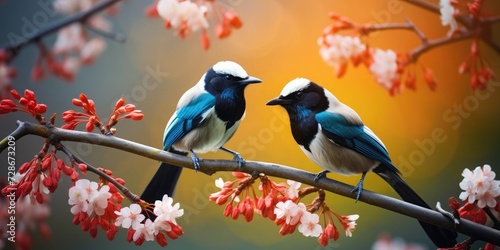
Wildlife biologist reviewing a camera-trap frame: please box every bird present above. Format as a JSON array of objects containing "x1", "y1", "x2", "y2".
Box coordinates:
[
  {"x1": 140, "y1": 61, "x2": 262, "y2": 206},
  {"x1": 266, "y1": 78, "x2": 457, "y2": 248}
]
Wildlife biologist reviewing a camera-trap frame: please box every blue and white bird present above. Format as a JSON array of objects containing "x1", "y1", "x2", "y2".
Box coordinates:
[
  {"x1": 266, "y1": 78, "x2": 457, "y2": 248},
  {"x1": 141, "y1": 61, "x2": 261, "y2": 204}
]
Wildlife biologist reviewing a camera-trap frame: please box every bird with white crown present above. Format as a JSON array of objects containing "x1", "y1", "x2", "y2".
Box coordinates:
[
  {"x1": 267, "y1": 78, "x2": 457, "y2": 248},
  {"x1": 141, "y1": 61, "x2": 261, "y2": 206}
]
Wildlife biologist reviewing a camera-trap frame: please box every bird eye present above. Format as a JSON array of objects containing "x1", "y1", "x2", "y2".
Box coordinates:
[
  {"x1": 225, "y1": 75, "x2": 234, "y2": 81},
  {"x1": 295, "y1": 91, "x2": 304, "y2": 99}
]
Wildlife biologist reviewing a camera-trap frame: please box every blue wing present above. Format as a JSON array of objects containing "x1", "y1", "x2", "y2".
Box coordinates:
[
  {"x1": 163, "y1": 93, "x2": 216, "y2": 150},
  {"x1": 315, "y1": 111, "x2": 400, "y2": 174}
]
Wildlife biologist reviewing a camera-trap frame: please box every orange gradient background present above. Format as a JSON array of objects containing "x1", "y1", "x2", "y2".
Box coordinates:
[{"x1": 1, "y1": 0, "x2": 499, "y2": 249}]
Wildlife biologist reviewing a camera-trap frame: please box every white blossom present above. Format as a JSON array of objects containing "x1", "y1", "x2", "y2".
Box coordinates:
[
  {"x1": 157, "y1": 0, "x2": 209, "y2": 34},
  {"x1": 298, "y1": 212, "x2": 322, "y2": 237},
  {"x1": 115, "y1": 204, "x2": 145, "y2": 229},
  {"x1": 459, "y1": 164, "x2": 500, "y2": 208},
  {"x1": 440, "y1": 0, "x2": 458, "y2": 32},
  {"x1": 369, "y1": 49, "x2": 400, "y2": 90}
]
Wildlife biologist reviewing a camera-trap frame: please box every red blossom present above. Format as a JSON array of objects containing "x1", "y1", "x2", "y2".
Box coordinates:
[
  {"x1": 318, "y1": 224, "x2": 339, "y2": 246},
  {"x1": 0, "y1": 89, "x2": 48, "y2": 122},
  {"x1": 62, "y1": 95, "x2": 143, "y2": 134},
  {"x1": 210, "y1": 173, "x2": 358, "y2": 244},
  {"x1": 200, "y1": 30, "x2": 210, "y2": 50},
  {"x1": 223, "y1": 10, "x2": 242, "y2": 29},
  {"x1": 423, "y1": 67, "x2": 437, "y2": 91},
  {"x1": 151, "y1": 0, "x2": 243, "y2": 50},
  {"x1": 145, "y1": 2, "x2": 159, "y2": 18}
]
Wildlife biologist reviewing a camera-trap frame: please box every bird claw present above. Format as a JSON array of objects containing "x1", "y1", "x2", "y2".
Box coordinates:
[
  {"x1": 219, "y1": 147, "x2": 245, "y2": 168},
  {"x1": 190, "y1": 153, "x2": 203, "y2": 172},
  {"x1": 233, "y1": 154, "x2": 246, "y2": 168},
  {"x1": 351, "y1": 185, "x2": 363, "y2": 203},
  {"x1": 351, "y1": 172, "x2": 367, "y2": 202},
  {"x1": 314, "y1": 170, "x2": 329, "y2": 182}
]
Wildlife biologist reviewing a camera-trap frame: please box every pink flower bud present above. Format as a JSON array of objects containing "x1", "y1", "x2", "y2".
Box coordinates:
[
  {"x1": 72, "y1": 98, "x2": 83, "y2": 107},
  {"x1": 114, "y1": 98, "x2": 125, "y2": 111},
  {"x1": 35, "y1": 104, "x2": 47, "y2": 114},
  {"x1": 215, "y1": 23, "x2": 231, "y2": 39},
  {"x1": 145, "y1": 3, "x2": 159, "y2": 18},
  {"x1": 223, "y1": 11, "x2": 242, "y2": 29},
  {"x1": 201, "y1": 30, "x2": 210, "y2": 50},
  {"x1": 156, "y1": 232, "x2": 168, "y2": 247},
  {"x1": 10, "y1": 89, "x2": 21, "y2": 100}
]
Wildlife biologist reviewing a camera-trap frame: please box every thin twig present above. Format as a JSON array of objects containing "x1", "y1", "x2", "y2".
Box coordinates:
[
  {"x1": 1, "y1": 120, "x2": 500, "y2": 245},
  {"x1": 83, "y1": 23, "x2": 126, "y2": 43},
  {"x1": 1, "y1": 0, "x2": 123, "y2": 63},
  {"x1": 363, "y1": 22, "x2": 412, "y2": 33},
  {"x1": 482, "y1": 15, "x2": 500, "y2": 24},
  {"x1": 56, "y1": 142, "x2": 140, "y2": 203},
  {"x1": 400, "y1": 0, "x2": 500, "y2": 56},
  {"x1": 405, "y1": 18, "x2": 428, "y2": 43},
  {"x1": 401, "y1": 0, "x2": 473, "y2": 28},
  {"x1": 408, "y1": 29, "x2": 477, "y2": 62}
]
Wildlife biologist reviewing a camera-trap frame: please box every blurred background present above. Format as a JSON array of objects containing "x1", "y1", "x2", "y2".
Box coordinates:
[{"x1": 1, "y1": 0, "x2": 499, "y2": 249}]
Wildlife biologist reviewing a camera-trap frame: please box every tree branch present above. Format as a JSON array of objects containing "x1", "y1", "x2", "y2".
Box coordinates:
[
  {"x1": 401, "y1": 0, "x2": 500, "y2": 56},
  {"x1": 56, "y1": 142, "x2": 140, "y2": 203},
  {"x1": 408, "y1": 28, "x2": 477, "y2": 62},
  {"x1": 401, "y1": 0, "x2": 474, "y2": 28},
  {"x1": 2, "y1": 121, "x2": 500, "y2": 245},
  {"x1": 83, "y1": 23, "x2": 126, "y2": 43},
  {"x1": 363, "y1": 18, "x2": 428, "y2": 43},
  {"x1": 1, "y1": 0, "x2": 123, "y2": 63},
  {"x1": 482, "y1": 15, "x2": 500, "y2": 24}
]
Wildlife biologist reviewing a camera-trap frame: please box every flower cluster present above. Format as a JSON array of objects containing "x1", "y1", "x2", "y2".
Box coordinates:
[
  {"x1": 318, "y1": 14, "x2": 438, "y2": 96},
  {"x1": 31, "y1": 0, "x2": 117, "y2": 82},
  {"x1": 459, "y1": 40, "x2": 496, "y2": 90},
  {"x1": 147, "y1": 0, "x2": 243, "y2": 50},
  {"x1": 209, "y1": 173, "x2": 359, "y2": 247},
  {"x1": 447, "y1": 164, "x2": 500, "y2": 250},
  {"x1": 318, "y1": 34, "x2": 367, "y2": 78},
  {"x1": 69, "y1": 178, "x2": 124, "y2": 240},
  {"x1": 440, "y1": 0, "x2": 496, "y2": 90},
  {"x1": 116, "y1": 195, "x2": 184, "y2": 246},
  {"x1": 368, "y1": 48, "x2": 402, "y2": 94},
  {"x1": 209, "y1": 172, "x2": 298, "y2": 222},
  {"x1": 274, "y1": 198, "x2": 359, "y2": 246},
  {"x1": 319, "y1": 0, "x2": 497, "y2": 95},
  {"x1": 459, "y1": 164, "x2": 500, "y2": 208},
  {"x1": 62, "y1": 94, "x2": 143, "y2": 134},
  {"x1": 1, "y1": 148, "x2": 79, "y2": 205},
  {"x1": 0, "y1": 89, "x2": 47, "y2": 123},
  {"x1": 0, "y1": 189, "x2": 51, "y2": 250}
]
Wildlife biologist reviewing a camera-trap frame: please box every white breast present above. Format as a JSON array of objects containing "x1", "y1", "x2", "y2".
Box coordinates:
[
  {"x1": 299, "y1": 126, "x2": 379, "y2": 175},
  {"x1": 172, "y1": 109, "x2": 228, "y2": 153}
]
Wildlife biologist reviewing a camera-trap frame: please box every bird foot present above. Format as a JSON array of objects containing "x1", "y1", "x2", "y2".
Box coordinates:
[
  {"x1": 232, "y1": 153, "x2": 246, "y2": 168},
  {"x1": 190, "y1": 151, "x2": 203, "y2": 171},
  {"x1": 220, "y1": 147, "x2": 245, "y2": 168},
  {"x1": 351, "y1": 184, "x2": 363, "y2": 203},
  {"x1": 351, "y1": 172, "x2": 367, "y2": 202},
  {"x1": 314, "y1": 170, "x2": 330, "y2": 182}
]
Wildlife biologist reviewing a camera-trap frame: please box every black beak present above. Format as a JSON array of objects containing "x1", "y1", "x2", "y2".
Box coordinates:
[
  {"x1": 238, "y1": 76, "x2": 262, "y2": 85},
  {"x1": 266, "y1": 96, "x2": 291, "y2": 106}
]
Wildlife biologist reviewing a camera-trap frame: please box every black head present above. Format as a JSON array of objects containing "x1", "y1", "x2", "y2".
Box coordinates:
[
  {"x1": 266, "y1": 78, "x2": 329, "y2": 149},
  {"x1": 204, "y1": 61, "x2": 262, "y2": 125},
  {"x1": 266, "y1": 78, "x2": 328, "y2": 114},
  {"x1": 204, "y1": 61, "x2": 261, "y2": 96}
]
